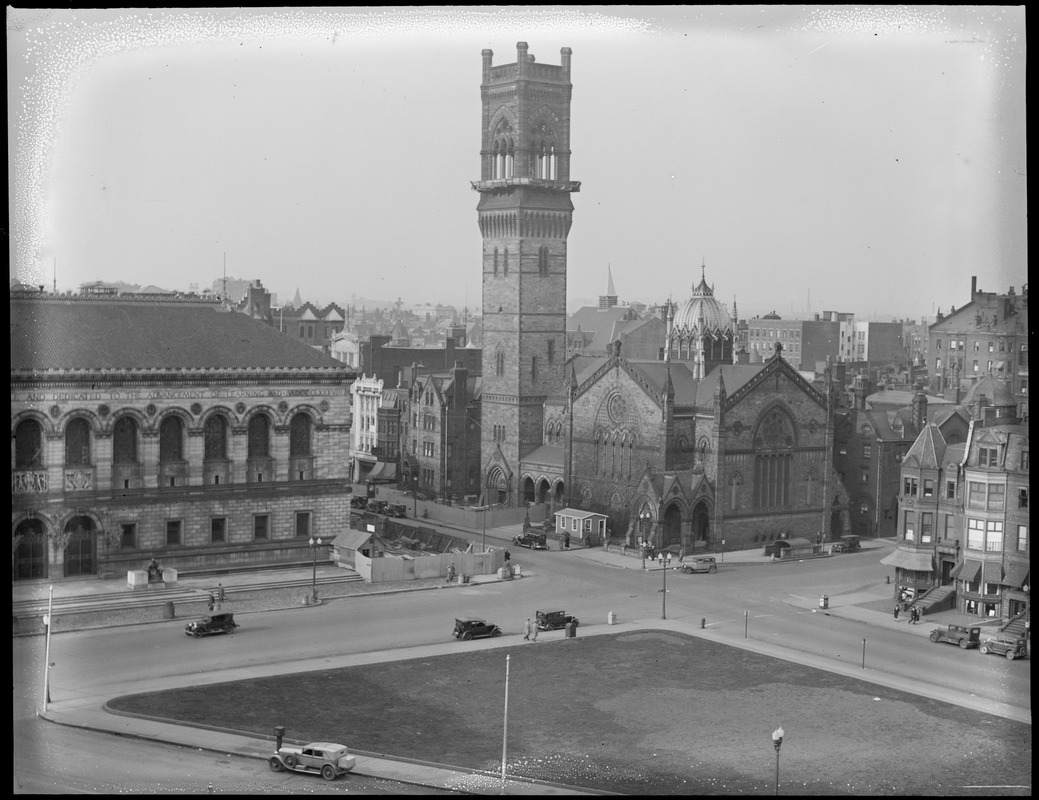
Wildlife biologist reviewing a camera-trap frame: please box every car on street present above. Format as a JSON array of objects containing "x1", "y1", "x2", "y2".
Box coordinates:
[
  {"x1": 831, "y1": 535, "x2": 862, "y2": 554},
  {"x1": 389, "y1": 503, "x2": 408, "y2": 518},
  {"x1": 928, "y1": 624, "x2": 981, "y2": 649},
  {"x1": 513, "y1": 531, "x2": 549, "y2": 550},
  {"x1": 350, "y1": 495, "x2": 368, "y2": 510},
  {"x1": 679, "y1": 556, "x2": 717, "y2": 574},
  {"x1": 453, "y1": 618, "x2": 502, "y2": 640},
  {"x1": 979, "y1": 634, "x2": 1028, "y2": 660},
  {"x1": 184, "y1": 613, "x2": 237, "y2": 638},
  {"x1": 268, "y1": 742, "x2": 356, "y2": 781},
  {"x1": 536, "y1": 609, "x2": 579, "y2": 631}
]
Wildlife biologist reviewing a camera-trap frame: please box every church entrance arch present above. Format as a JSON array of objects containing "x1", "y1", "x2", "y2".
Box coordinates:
[
  {"x1": 64, "y1": 515, "x2": 96, "y2": 577},
  {"x1": 691, "y1": 501, "x2": 710, "y2": 547},
  {"x1": 662, "y1": 504, "x2": 683, "y2": 548},
  {"x1": 536, "y1": 478, "x2": 551, "y2": 504},
  {"x1": 487, "y1": 468, "x2": 510, "y2": 506},
  {"x1": 522, "y1": 476, "x2": 535, "y2": 504},
  {"x1": 14, "y1": 517, "x2": 48, "y2": 581}
]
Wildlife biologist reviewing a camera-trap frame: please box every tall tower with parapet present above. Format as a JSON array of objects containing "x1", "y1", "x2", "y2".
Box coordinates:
[{"x1": 473, "y1": 42, "x2": 580, "y2": 505}]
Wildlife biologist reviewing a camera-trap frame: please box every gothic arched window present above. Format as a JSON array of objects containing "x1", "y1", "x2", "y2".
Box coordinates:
[{"x1": 538, "y1": 246, "x2": 549, "y2": 276}]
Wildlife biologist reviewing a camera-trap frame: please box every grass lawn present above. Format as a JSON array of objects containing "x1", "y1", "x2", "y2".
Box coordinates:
[{"x1": 109, "y1": 631, "x2": 1031, "y2": 795}]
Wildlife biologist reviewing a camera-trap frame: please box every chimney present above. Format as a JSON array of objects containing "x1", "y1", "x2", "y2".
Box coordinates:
[
  {"x1": 911, "y1": 391, "x2": 927, "y2": 431},
  {"x1": 971, "y1": 275, "x2": 977, "y2": 298}
]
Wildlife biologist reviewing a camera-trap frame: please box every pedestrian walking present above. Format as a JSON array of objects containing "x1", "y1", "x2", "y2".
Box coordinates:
[
  {"x1": 678, "y1": 546, "x2": 686, "y2": 564},
  {"x1": 446, "y1": 563, "x2": 456, "y2": 583},
  {"x1": 216, "y1": 583, "x2": 225, "y2": 608},
  {"x1": 912, "y1": 607, "x2": 920, "y2": 625},
  {"x1": 531, "y1": 622, "x2": 538, "y2": 642},
  {"x1": 523, "y1": 618, "x2": 532, "y2": 641},
  {"x1": 563, "y1": 533, "x2": 571, "y2": 550},
  {"x1": 893, "y1": 605, "x2": 899, "y2": 621},
  {"x1": 207, "y1": 593, "x2": 215, "y2": 612}
]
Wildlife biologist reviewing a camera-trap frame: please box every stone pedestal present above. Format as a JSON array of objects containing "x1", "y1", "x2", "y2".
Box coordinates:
[
  {"x1": 127, "y1": 570, "x2": 149, "y2": 590},
  {"x1": 161, "y1": 568, "x2": 178, "y2": 586}
]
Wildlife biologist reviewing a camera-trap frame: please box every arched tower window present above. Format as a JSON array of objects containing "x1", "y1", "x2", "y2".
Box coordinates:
[
  {"x1": 538, "y1": 246, "x2": 549, "y2": 276},
  {"x1": 159, "y1": 416, "x2": 184, "y2": 463},
  {"x1": 495, "y1": 350, "x2": 505, "y2": 377},
  {"x1": 247, "y1": 414, "x2": 271, "y2": 458},
  {"x1": 65, "y1": 418, "x2": 91, "y2": 466},
  {"x1": 113, "y1": 417, "x2": 138, "y2": 463},
  {"x1": 15, "y1": 419, "x2": 44, "y2": 469},
  {"x1": 290, "y1": 413, "x2": 312, "y2": 457},
  {"x1": 503, "y1": 248, "x2": 509, "y2": 277},
  {"x1": 204, "y1": 415, "x2": 228, "y2": 461},
  {"x1": 493, "y1": 247, "x2": 499, "y2": 277}
]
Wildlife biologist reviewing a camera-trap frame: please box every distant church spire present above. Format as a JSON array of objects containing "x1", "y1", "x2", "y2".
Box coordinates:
[{"x1": 599, "y1": 265, "x2": 618, "y2": 309}]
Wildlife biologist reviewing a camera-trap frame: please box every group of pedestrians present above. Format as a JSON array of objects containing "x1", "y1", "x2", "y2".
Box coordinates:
[
  {"x1": 894, "y1": 604, "x2": 921, "y2": 624},
  {"x1": 523, "y1": 618, "x2": 539, "y2": 641}
]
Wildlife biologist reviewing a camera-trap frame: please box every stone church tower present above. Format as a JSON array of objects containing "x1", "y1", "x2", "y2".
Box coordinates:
[{"x1": 474, "y1": 43, "x2": 580, "y2": 505}]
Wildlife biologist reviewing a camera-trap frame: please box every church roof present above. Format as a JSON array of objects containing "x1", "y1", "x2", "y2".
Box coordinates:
[
  {"x1": 670, "y1": 267, "x2": 734, "y2": 338},
  {"x1": 11, "y1": 295, "x2": 345, "y2": 372}
]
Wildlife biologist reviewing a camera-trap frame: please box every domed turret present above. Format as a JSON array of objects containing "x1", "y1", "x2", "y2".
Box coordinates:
[{"x1": 666, "y1": 263, "x2": 735, "y2": 378}]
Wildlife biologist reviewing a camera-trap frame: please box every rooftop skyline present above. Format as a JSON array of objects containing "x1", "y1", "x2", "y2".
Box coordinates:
[{"x1": 9, "y1": 7, "x2": 1026, "y2": 320}]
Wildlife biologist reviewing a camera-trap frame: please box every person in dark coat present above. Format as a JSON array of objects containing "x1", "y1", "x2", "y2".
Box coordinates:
[{"x1": 893, "y1": 605, "x2": 900, "y2": 621}]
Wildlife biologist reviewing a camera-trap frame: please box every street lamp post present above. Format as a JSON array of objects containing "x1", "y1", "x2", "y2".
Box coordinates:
[
  {"x1": 657, "y1": 552, "x2": 672, "y2": 619},
  {"x1": 412, "y1": 472, "x2": 418, "y2": 518},
  {"x1": 482, "y1": 505, "x2": 488, "y2": 552},
  {"x1": 772, "y1": 726, "x2": 784, "y2": 795},
  {"x1": 639, "y1": 510, "x2": 652, "y2": 569},
  {"x1": 308, "y1": 536, "x2": 323, "y2": 604}
]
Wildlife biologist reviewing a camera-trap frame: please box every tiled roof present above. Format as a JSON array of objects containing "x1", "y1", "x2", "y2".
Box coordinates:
[
  {"x1": 11, "y1": 296, "x2": 347, "y2": 372},
  {"x1": 903, "y1": 424, "x2": 948, "y2": 469}
]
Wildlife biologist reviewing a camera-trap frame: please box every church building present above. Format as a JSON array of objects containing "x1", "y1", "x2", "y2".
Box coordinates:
[{"x1": 474, "y1": 44, "x2": 850, "y2": 551}]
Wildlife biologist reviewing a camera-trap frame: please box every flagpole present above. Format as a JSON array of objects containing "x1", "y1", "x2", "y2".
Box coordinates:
[{"x1": 500, "y1": 654, "x2": 510, "y2": 794}]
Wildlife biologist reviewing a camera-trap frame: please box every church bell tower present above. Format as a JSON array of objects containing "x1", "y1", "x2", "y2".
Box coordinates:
[{"x1": 474, "y1": 43, "x2": 580, "y2": 505}]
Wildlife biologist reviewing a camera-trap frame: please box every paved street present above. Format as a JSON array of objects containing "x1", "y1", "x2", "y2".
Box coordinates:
[{"x1": 14, "y1": 528, "x2": 1030, "y2": 794}]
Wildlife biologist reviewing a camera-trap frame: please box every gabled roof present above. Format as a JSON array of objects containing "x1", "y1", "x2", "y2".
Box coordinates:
[{"x1": 11, "y1": 296, "x2": 346, "y2": 372}]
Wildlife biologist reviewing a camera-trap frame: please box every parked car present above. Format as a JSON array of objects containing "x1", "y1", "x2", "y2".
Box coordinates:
[
  {"x1": 389, "y1": 503, "x2": 408, "y2": 518},
  {"x1": 350, "y1": 495, "x2": 368, "y2": 510},
  {"x1": 536, "y1": 609, "x2": 579, "y2": 631},
  {"x1": 367, "y1": 499, "x2": 389, "y2": 514},
  {"x1": 513, "y1": 531, "x2": 549, "y2": 550},
  {"x1": 453, "y1": 618, "x2": 502, "y2": 640},
  {"x1": 979, "y1": 634, "x2": 1028, "y2": 660},
  {"x1": 269, "y1": 742, "x2": 356, "y2": 781},
  {"x1": 679, "y1": 556, "x2": 717, "y2": 574},
  {"x1": 185, "y1": 613, "x2": 238, "y2": 638},
  {"x1": 832, "y1": 535, "x2": 862, "y2": 554},
  {"x1": 928, "y1": 624, "x2": 981, "y2": 649}
]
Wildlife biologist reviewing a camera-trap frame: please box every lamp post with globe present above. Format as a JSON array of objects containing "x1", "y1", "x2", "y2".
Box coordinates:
[{"x1": 772, "y1": 726, "x2": 784, "y2": 795}]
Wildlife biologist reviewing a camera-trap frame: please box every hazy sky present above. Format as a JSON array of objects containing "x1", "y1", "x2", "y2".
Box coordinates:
[{"x1": 8, "y1": 6, "x2": 1026, "y2": 320}]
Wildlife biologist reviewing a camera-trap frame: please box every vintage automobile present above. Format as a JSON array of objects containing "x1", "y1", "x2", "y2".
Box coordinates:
[
  {"x1": 831, "y1": 535, "x2": 862, "y2": 554},
  {"x1": 389, "y1": 503, "x2": 408, "y2": 518},
  {"x1": 513, "y1": 531, "x2": 549, "y2": 550},
  {"x1": 979, "y1": 634, "x2": 1028, "y2": 660},
  {"x1": 269, "y1": 741, "x2": 357, "y2": 781},
  {"x1": 185, "y1": 612, "x2": 238, "y2": 638},
  {"x1": 928, "y1": 624, "x2": 981, "y2": 649},
  {"x1": 453, "y1": 618, "x2": 502, "y2": 640},
  {"x1": 367, "y1": 499, "x2": 389, "y2": 514},
  {"x1": 679, "y1": 556, "x2": 718, "y2": 574},
  {"x1": 350, "y1": 495, "x2": 369, "y2": 510},
  {"x1": 536, "y1": 609, "x2": 579, "y2": 631}
]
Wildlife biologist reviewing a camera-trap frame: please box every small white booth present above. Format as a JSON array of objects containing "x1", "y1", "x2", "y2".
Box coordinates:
[{"x1": 552, "y1": 509, "x2": 607, "y2": 546}]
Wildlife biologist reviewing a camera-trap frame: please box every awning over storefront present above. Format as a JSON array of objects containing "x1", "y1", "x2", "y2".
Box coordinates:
[
  {"x1": 880, "y1": 549, "x2": 934, "y2": 571},
  {"x1": 1001, "y1": 563, "x2": 1029, "y2": 589},
  {"x1": 951, "y1": 559, "x2": 981, "y2": 582},
  {"x1": 982, "y1": 560, "x2": 1003, "y2": 584},
  {"x1": 366, "y1": 462, "x2": 397, "y2": 482}
]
